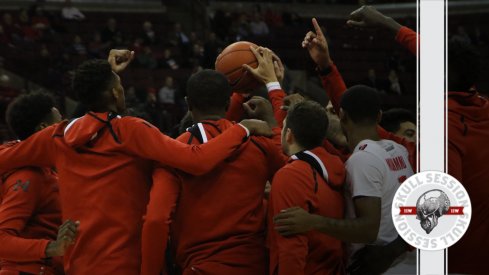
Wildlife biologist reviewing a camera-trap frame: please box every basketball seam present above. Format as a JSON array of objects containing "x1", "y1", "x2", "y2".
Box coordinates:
[{"x1": 221, "y1": 60, "x2": 258, "y2": 77}]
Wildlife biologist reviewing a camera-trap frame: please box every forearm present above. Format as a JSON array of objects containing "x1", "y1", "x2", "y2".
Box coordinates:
[
  {"x1": 0, "y1": 231, "x2": 50, "y2": 261},
  {"x1": 313, "y1": 215, "x2": 378, "y2": 243},
  {"x1": 226, "y1": 93, "x2": 246, "y2": 122},
  {"x1": 268, "y1": 89, "x2": 287, "y2": 128},
  {"x1": 395, "y1": 26, "x2": 418, "y2": 56},
  {"x1": 319, "y1": 64, "x2": 347, "y2": 114}
]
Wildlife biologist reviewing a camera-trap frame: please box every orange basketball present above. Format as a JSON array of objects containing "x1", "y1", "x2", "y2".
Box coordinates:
[{"x1": 215, "y1": 41, "x2": 261, "y2": 93}]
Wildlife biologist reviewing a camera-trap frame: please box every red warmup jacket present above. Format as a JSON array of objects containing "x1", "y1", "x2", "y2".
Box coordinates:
[
  {"x1": 446, "y1": 91, "x2": 489, "y2": 274},
  {"x1": 268, "y1": 147, "x2": 345, "y2": 275},
  {"x1": 0, "y1": 112, "x2": 251, "y2": 275},
  {"x1": 141, "y1": 119, "x2": 285, "y2": 275},
  {"x1": 0, "y1": 164, "x2": 62, "y2": 275}
]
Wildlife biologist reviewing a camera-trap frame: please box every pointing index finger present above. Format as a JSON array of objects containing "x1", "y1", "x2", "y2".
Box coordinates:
[{"x1": 312, "y1": 18, "x2": 324, "y2": 38}]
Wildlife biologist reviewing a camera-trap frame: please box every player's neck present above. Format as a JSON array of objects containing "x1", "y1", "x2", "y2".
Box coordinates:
[
  {"x1": 288, "y1": 144, "x2": 306, "y2": 156},
  {"x1": 192, "y1": 110, "x2": 225, "y2": 123},
  {"x1": 347, "y1": 126, "x2": 380, "y2": 151}
]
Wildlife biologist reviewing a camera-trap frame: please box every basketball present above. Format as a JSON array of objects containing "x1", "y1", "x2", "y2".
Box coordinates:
[{"x1": 215, "y1": 41, "x2": 261, "y2": 93}]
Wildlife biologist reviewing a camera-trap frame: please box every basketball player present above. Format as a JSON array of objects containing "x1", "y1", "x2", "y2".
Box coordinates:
[
  {"x1": 0, "y1": 49, "x2": 272, "y2": 275},
  {"x1": 267, "y1": 100, "x2": 346, "y2": 275},
  {"x1": 380, "y1": 108, "x2": 417, "y2": 143},
  {"x1": 274, "y1": 86, "x2": 415, "y2": 274},
  {"x1": 0, "y1": 92, "x2": 78, "y2": 275},
  {"x1": 445, "y1": 39, "x2": 488, "y2": 274}
]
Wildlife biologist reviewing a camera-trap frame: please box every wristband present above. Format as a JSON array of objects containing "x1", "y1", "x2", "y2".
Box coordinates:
[
  {"x1": 266, "y1": 81, "x2": 281, "y2": 92},
  {"x1": 237, "y1": 123, "x2": 251, "y2": 137}
]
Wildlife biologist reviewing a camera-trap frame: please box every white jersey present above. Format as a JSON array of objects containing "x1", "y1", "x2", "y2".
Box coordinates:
[{"x1": 345, "y1": 139, "x2": 416, "y2": 273}]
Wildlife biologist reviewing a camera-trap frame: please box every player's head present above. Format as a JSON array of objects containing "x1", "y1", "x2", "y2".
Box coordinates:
[
  {"x1": 282, "y1": 100, "x2": 329, "y2": 156},
  {"x1": 380, "y1": 108, "x2": 416, "y2": 143},
  {"x1": 186, "y1": 69, "x2": 231, "y2": 118},
  {"x1": 73, "y1": 59, "x2": 125, "y2": 113},
  {"x1": 448, "y1": 39, "x2": 480, "y2": 91},
  {"x1": 339, "y1": 85, "x2": 381, "y2": 134},
  {"x1": 6, "y1": 91, "x2": 62, "y2": 140}
]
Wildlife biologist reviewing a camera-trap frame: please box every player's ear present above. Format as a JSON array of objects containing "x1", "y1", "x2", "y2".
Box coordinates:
[{"x1": 286, "y1": 128, "x2": 294, "y2": 144}]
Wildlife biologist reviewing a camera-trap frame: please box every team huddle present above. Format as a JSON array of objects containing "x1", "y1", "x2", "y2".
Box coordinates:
[{"x1": 0, "y1": 4, "x2": 485, "y2": 275}]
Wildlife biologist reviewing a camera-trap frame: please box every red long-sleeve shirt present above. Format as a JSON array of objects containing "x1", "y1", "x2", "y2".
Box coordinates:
[
  {"x1": 0, "y1": 166, "x2": 62, "y2": 275},
  {"x1": 142, "y1": 119, "x2": 284, "y2": 275},
  {"x1": 0, "y1": 112, "x2": 250, "y2": 275},
  {"x1": 446, "y1": 91, "x2": 489, "y2": 273},
  {"x1": 395, "y1": 26, "x2": 418, "y2": 56},
  {"x1": 268, "y1": 147, "x2": 345, "y2": 275}
]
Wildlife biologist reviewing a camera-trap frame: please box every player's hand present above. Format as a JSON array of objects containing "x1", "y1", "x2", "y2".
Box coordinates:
[
  {"x1": 280, "y1": 93, "x2": 305, "y2": 111},
  {"x1": 243, "y1": 46, "x2": 278, "y2": 84},
  {"x1": 302, "y1": 18, "x2": 332, "y2": 70},
  {"x1": 239, "y1": 119, "x2": 274, "y2": 137},
  {"x1": 45, "y1": 220, "x2": 80, "y2": 257},
  {"x1": 243, "y1": 96, "x2": 277, "y2": 127},
  {"x1": 273, "y1": 207, "x2": 317, "y2": 236},
  {"x1": 347, "y1": 5, "x2": 402, "y2": 34},
  {"x1": 108, "y1": 49, "x2": 135, "y2": 73},
  {"x1": 271, "y1": 52, "x2": 285, "y2": 83}
]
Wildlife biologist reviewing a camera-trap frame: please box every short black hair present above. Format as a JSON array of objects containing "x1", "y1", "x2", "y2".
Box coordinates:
[
  {"x1": 380, "y1": 108, "x2": 416, "y2": 133},
  {"x1": 340, "y1": 85, "x2": 380, "y2": 124},
  {"x1": 6, "y1": 92, "x2": 56, "y2": 140},
  {"x1": 285, "y1": 100, "x2": 328, "y2": 149},
  {"x1": 448, "y1": 39, "x2": 480, "y2": 91},
  {"x1": 186, "y1": 69, "x2": 231, "y2": 113},
  {"x1": 73, "y1": 59, "x2": 115, "y2": 108}
]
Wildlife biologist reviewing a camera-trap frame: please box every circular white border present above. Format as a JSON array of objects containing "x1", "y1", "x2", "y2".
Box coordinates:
[{"x1": 391, "y1": 170, "x2": 472, "y2": 251}]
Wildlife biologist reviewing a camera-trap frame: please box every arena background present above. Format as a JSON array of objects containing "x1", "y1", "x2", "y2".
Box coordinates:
[{"x1": 0, "y1": 0, "x2": 487, "y2": 142}]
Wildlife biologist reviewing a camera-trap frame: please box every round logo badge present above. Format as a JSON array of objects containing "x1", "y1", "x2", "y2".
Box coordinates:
[{"x1": 391, "y1": 171, "x2": 471, "y2": 250}]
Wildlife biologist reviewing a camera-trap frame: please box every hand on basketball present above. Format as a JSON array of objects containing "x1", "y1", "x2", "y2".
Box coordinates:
[
  {"x1": 243, "y1": 96, "x2": 277, "y2": 127},
  {"x1": 242, "y1": 46, "x2": 278, "y2": 85},
  {"x1": 108, "y1": 49, "x2": 135, "y2": 73},
  {"x1": 303, "y1": 18, "x2": 332, "y2": 70},
  {"x1": 271, "y1": 52, "x2": 285, "y2": 83},
  {"x1": 45, "y1": 220, "x2": 80, "y2": 257},
  {"x1": 347, "y1": 5, "x2": 402, "y2": 34},
  {"x1": 273, "y1": 207, "x2": 317, "y2": 236}
]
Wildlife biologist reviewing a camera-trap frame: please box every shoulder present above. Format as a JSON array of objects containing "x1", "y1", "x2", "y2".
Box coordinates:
[{"x1": 273, "y1": 162, "x2": 309, "y2": 188}]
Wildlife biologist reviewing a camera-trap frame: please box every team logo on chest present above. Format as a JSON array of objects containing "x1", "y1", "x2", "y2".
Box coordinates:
[{"x1": 391, "y1": 171, "x2": 471, "y2": 250}]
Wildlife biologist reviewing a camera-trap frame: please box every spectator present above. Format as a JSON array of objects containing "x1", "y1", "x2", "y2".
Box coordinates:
[
  {"x1": 387, "y1": 69, "x2": 402, "y2": 95},
  {"x1": 234, "y1": 13, "x2": 250, "y2": 39},
  {"x1": 88, "y1": 32, "x2": 109, "y2": 58},
  {"x1": 190, "y1": 42, "x2": 205, "y2": 67},
  {"x1": 137, "y1": 46, "x2": 158, "y2": 69},
  {"x1": 160, "y1": 48, "x2": 179, "y2": 70},
  {"x1": 101, "y1": 18, "x2": 123, "y2": 46},
  {"x1": 169, "y1": 23, "x2": 190, "y2": 46},
  {"x1": 362, "y1": 68, "x2": 387, "y2": 93},
  {"x1": 0, "y1": 25, "x2": 10, "y2": 45},
  {"x1": 249, "y1": 14, "x2": 269, "y2": 36},
  {"x1": 203, "y1": 32, "x2": 222, "y2": 68},
  {"x1": 70, "y1": 35, "x2": 87, "y2": 56},
  {"x1": 158, "y1": 76, "x2": 177, "y2": 105},
  {"x1": 265, "y1": 7, "x2": 283, "y2": 27},
  {"x1": 2, "y1": 13, "x2": 21, "y2": 42},
  {"x1": 61, "y1": 0, "x2": 85, "y2": 21},
  {"x1": 18, "y1": 9, "x2": 40, "y2": 41},
  {"x1": 132, "y1": 37, "x2": 144, "y2": 54},
  {"x1": 31, "y1": 6, "x2": 50, "y2": 31},
  {"x1": 142, "y1": 21, "x2": 157, "y2": 46}
]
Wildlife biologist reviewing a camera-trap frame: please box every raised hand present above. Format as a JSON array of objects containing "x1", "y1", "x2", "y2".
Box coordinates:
[
  {"x1": 302, "y1": 18, "x2": 332, "y2": 69},
  {"x1": 242, "y1": 46, "x2": 278, "y2": 84},
  {"x1": 243, "y1": 96, "x2": 277, "y2": 127},
  {"x1": 108, "y1": 49, "x2": 135, "y2": 73},
  {"x1": 347, "y1": 5, "x2": 402, "y2": 34},
  {"x1": 45, "y1": 220, "x2": 80, "y2": 257},
  {"x1": 271, "y1": 52, "x2": 285, "y2": 83}
]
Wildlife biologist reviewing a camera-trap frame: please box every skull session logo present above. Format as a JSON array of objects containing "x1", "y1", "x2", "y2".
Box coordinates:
[{"x1": 391, "y1": 171, "x2": 471, "y2": 250}]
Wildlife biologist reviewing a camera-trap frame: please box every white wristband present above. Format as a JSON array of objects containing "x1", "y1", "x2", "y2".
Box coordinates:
[
  {"x1": 238, "y1": 123, "x2": 251, "y2": 137},
  {"x1": 266, "y1": 82, "x2": 281, "y2": 92}
]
